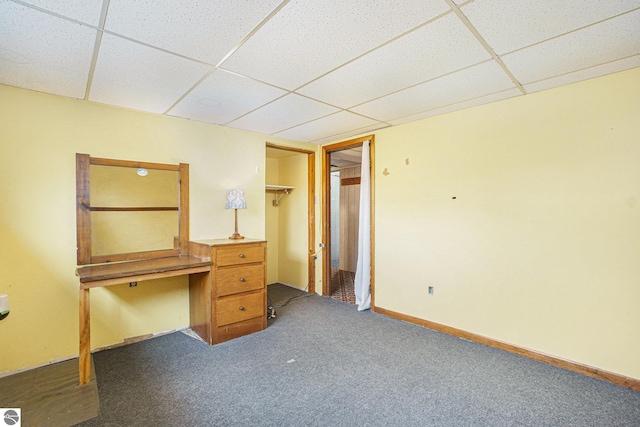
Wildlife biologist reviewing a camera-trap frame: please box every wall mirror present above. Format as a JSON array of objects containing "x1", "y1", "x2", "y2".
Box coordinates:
[{"x1": 76, "y1": 154, "x2": 189, "y2": 265}]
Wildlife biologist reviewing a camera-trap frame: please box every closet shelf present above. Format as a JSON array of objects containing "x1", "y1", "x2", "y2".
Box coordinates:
[
  {"x1": 265, "y1": 185, "x2": 295, "y2": 191},
  {"x1": 265, "y1": 185, "x2": 295, "y2": 206}
]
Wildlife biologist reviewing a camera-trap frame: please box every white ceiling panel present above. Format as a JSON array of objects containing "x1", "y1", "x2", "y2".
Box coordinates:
[
  {"x1": 298, "y1": 12, "x2": 491, "y2": 108},
  {"x1": 523, "y1": 54, "x2": 640, "y2": 94},
  {"x1": 388, "y1": 88, "x2": 522, "y2": 126},
  {"x1": 353, "y1": 61, "x2": 516, "y2": 122},
  {"x1": 460, "y1": 0, "x2": 640, "y2": 55},
  {"x1": 89, "y1": 34, "x2": 211, "y2": 114},
  {"x1": 0, "y1": 1, "x2": 96, "y2": 98},
  {"x1": 274, "y1": 111, "x2": 382, "y2": 142},
  {"x1": 17, "y1": 0, "x2": 103, "y2": 25},
  {"x1": 2, "y1": 1, "x2": 639, "y2": 144},
  {"x1": 312, "y1": 123, "x2": 389, "y2": 145},
  {"x1": 227, "y1": 94, "x2": 340, "y2": 135},
  {"x1": 503, "y1": 9, "x2": 640, "y2": 85},
  {"x1": 104, "y1": 0, "x2": 283, "y2": 65},
  {"x1": 221, "y1": 0, "x2": 451, "y2": 90},
  {"x1": 169, "y1": 69, "x2": 287, "y2": 125}
]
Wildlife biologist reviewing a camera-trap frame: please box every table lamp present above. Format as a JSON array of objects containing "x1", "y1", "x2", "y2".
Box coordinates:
[{"x1": 226, "y1": 189, "x2": 246, "y2": 239}]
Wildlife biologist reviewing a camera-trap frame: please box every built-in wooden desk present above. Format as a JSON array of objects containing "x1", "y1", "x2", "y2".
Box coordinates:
[{"x1": 76, "y1": 255, "x2": 211, "y2": 385}]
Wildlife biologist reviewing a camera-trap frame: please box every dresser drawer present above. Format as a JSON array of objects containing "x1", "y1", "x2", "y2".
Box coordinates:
[
  {"x1": 216, "y1": 292, "x2": 264, "y2": 326},
  {"x1": 216, "y1": 264, "x2": 264, "y2": 297},
  {"x1": 216, "y1": 245, "x2": 265, "y2": 267},
  {"x1": 216, "y1": 317, "x2": 264, "y2": 343}
]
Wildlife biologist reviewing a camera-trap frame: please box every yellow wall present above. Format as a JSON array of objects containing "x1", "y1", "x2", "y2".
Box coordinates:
[
  {"x1": 90, "y1": 165, "x2": 179, "y2": 255},
  {"x1": 265, "y1": 152, "x2": 310, "y2": 289},
  {"x1": 0, "y1": 84, "x2": 311, "y2": 373},
  {"x1": 278, "y1": 154, "x2": 309, "y2": 289},
  {"x1": 373, "y1": 67, "x2": 640, "y2": 380}
]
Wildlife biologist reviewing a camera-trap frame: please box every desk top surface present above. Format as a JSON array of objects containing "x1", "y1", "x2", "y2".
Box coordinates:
[
  {"x1": 76, "y1": 255, "x2": 211, "y2": 283},
  {"x1": 190, "y1": 238, "x2": 266, "y2": 246}
]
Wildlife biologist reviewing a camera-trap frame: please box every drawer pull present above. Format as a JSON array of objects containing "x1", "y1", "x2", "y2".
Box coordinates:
[
  {"x1": 239, "y1": 306, "x2": 245, "y2": 311},
  {"x1": 239, "y1": 278, "x2": 246, "y2": 282},
  {"x1": 239, "y1": 254, "x2": 245, "y2": 258}
]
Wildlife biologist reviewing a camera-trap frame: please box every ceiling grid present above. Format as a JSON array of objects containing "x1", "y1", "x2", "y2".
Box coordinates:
[
  {"x1": 444, "y1": 0, "x2": 526, "y2": 95},
  {"x1": 1, "y1": 0, "x2": 638, "y2": 144},
  {"x1": 83, "y1": 0, "x2": 110, "y2": 100}
]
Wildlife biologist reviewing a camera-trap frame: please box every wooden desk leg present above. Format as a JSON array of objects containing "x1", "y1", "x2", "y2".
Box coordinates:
[{"x1": 79, "y1": 288, "x2": 91, "y2": 385}]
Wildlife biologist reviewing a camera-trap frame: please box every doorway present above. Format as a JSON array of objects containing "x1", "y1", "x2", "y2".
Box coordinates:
[
  {"x1": 265, "y1": 143, "x2": 316, "y2": 294},
  {"x1": 322, "y1": 135, "x2": 375, "y2": 308}
]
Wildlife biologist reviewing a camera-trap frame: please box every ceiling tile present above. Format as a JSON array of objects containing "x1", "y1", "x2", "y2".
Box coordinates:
[
  {"x1": 461, "y1": 0, "x2": 640, "y2": 55},
  {"x1": 0, "y1": 1, "x2": 96, "y2": 99},
  {"x1": 227, "y1": 94, "x2": 340, "y2": 135},
  {"x1": 388, "y1": 88, "x2": 522, "y2": 126},
  {"x1": 311, "y1": 123, "x2": 388, "y2": 145},
  {"x1": 523, "y1": 54, "x2": 640, "y2": 93},
  {"x1": 168, "y1": 69, "x2": 287, "y2": 125},
  {"x1": 352, "y1": 61, "x2": 516, "y2": 122},
  {"x1": 104, "y1": 0, "x2": 283, "y2": 64},
  {"x1": 17, "y1": 0, "x2": 103, "y2": 25},
  {"x1": 221, "y1": 0, "x2": 451, "y2": 89},
  {"x1": 503, "y1": 9, "x2": 640, "y2": 85},
  {"x1": 89, "y1": 34, "x2": 211, "y2": 114},
  {"x1": 297, "y1": 13, "x2": 491, "y2": 108},
  {"x1": 274, "y1": 111, "x2": 383, "y2": 142},
  {"x1": 2, "y1": 1, "x2": 638, "y2": 142}
]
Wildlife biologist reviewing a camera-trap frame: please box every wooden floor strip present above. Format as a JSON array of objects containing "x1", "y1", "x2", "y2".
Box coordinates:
[{"x1": 0, "y1": 358, "x2": 99, "y2": 426}]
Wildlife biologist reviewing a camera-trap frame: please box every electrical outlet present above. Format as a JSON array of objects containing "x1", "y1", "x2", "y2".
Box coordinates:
[
  {"x1": 428, "y1": 286, "x2": 434, "y2": 295},
  {"x1": 129, "y1": 282, "x2": 138, "y2": 288}
]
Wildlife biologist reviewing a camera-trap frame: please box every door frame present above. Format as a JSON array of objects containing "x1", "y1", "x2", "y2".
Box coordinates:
[
  {"x1": 321, "y1": 135, "x2": 375, "y2": 309},
  {"x1": 266, "y1": 142, "x2": 316, "y2": 294}
]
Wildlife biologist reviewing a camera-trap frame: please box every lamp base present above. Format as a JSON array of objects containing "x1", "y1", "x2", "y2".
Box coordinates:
[{"x1": 229, "y1": 208, "x2": 244, "y2": 239}]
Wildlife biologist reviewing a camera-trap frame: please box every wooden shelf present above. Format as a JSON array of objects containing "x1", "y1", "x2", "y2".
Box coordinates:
[
  {"x1": 266, "y1": 185, "x2": 294, "y2": 206},
  {"x1": 265, "y1": 185, "x2": 295, "y2": 191}
]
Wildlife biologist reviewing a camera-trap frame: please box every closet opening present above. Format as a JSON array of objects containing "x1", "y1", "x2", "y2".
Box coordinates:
[
  {"x1": 265, "y1": 143, "x2": 316, "y2": 297},
  {"x1": 322, "y1": 136, "x2": 375, "y2": 309}
]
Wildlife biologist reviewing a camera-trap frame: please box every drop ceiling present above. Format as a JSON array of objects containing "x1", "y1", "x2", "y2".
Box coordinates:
[
  {"x1": 331, "y1": 148, "x2": 363, "y2": 171},
  {"x1": 1, "y1": 0, "x2": 639, "y2": 144}
]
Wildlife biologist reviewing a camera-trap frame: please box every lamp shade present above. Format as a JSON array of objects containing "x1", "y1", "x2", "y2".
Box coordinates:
[{"x1": 225, "y1": 189, "x2": 246, "y2": 209}]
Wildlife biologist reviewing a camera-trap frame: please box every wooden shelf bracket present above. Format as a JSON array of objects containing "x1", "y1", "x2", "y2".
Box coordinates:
[{"x1": 266, "y1": 185, "x2": 295, "y2": 207}]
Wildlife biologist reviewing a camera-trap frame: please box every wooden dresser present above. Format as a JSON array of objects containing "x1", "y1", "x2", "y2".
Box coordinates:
[{"x1": 188, "y1": 239, "x2": 267, "y2": 344}]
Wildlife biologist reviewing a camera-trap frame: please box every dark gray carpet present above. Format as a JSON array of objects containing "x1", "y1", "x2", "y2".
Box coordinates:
[
  {"x1": 267, "y1": 282, "x2": 311, "y2": 313},
  {"x1": 79, "y1": 288, "x2": 640, "y2": 426}
]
